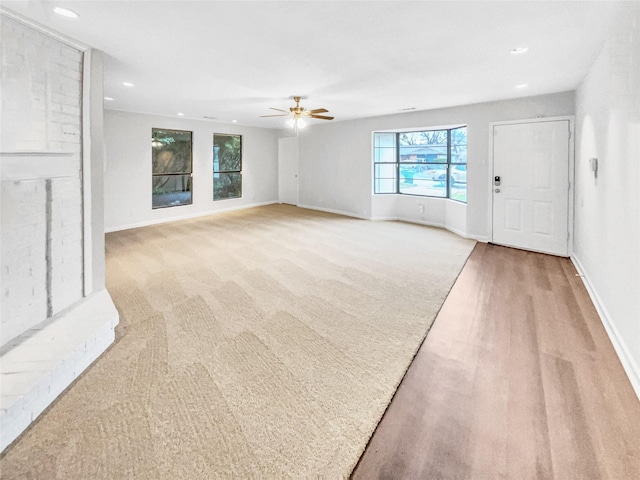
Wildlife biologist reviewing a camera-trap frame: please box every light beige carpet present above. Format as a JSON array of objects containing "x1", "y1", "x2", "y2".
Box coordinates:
[{"x1": 0, "y1": 204, "x2": 475, "y2": 478}]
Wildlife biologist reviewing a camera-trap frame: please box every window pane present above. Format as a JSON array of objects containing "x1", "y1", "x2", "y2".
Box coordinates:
[
  {"x1": 213, "y1": 134, "x2": 242, "y2": 172},
  {"x1": 450, "y1": 164, "x2": 467, "y2": 183},
  {"x1": 152, "y1": 129, "x2": 192, "y2": 175},
  {"x1": 450, "y1": 168, "x2": 467, "y2": 202},
  {"x1": 374, "y1": 163, "x2": 396, "y2": 178},
  {"x1": 374, "y1": 147, "x2": 396, "y2": 163},
  {"x1": 214, "y1": 172, "x2": 242, "y2": 200},
  {"x1": 419, "y1": 163, "x2": 448, "y2": 181},
  {"x1": 374, "y1": 133, "x2": 396, "y2": 148},
  {"x1": 451, "y1": 127, "x2": 467, "y2": 164},
  {"x1": 399, "y1": 130, "x2": 447, "y2": 146},
  {"x1": 451, "y1": 127, "x2": 467, "y2": 146},
  {"x1": 400, "y1": 164, "x2": 447, "y2": 196},
  {"x1": 374, "y1": 178, "x2": 396, "y2": 194},
  {"x1": 452, "y1": 145, "x2": 467, "y2": 164},
  {"x1": 152, "y1": 174, "x2": 192, "y2": 208}
]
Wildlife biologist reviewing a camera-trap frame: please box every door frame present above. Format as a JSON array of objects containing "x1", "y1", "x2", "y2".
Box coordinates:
[
  {"x1": 278, "y1": 136, "x2": 299, "y2": 206},
  {"x1": 488, "y1": 116, "x2": 575, "y2": 256}
]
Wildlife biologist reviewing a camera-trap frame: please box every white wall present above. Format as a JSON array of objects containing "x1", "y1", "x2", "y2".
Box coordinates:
[
  {"x1": 573, "y1": 4, "x2": 640, "y2": 396},
  {"x1": 104, "y1": 110, "x2": 280, "y2": 231},
  {"x1": 295, "y1": 92, "x2": 574, "y2": 239}
]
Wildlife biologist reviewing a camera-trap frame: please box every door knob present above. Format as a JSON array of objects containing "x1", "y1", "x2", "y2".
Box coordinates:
[{"x1": 495, "y1": 188, "x2": 500, "y2": 193}]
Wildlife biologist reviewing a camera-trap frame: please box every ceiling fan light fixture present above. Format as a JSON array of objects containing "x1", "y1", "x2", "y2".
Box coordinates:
[
  {"x1": 287, "y1": 117, "x2": 307, "y2": 129},
  {"x1": 53, "y1": 7, "x2": 79, "y2": 18},
  {"x1": 264, "y1": 96, "x2": 332, "y2": 126}
]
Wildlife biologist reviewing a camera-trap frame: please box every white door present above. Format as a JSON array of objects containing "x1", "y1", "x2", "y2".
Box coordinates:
[
  {"x1": 278, "y1": 137, "x2": 298, "y2": 205},
  {"x1": 492, "y1": 120, "x2": 570, "y2": 256}
]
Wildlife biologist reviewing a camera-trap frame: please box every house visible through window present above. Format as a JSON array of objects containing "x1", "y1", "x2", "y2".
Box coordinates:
[{"x1": 373, "y1": 126, "x2": 467, "y2": 202}]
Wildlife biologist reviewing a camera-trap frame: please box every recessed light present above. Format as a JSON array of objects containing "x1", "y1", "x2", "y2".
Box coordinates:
[
  {"x1": 511, "y1": 47, "x2": 529, "y2": 55},
  {"x1": 516, "y1": 84, "x2": 528, "y2": 89},
  {"x1": 177, "y1": 113, "x2": 184, "y2": 116},
  {"x1": 53, "y1": 7, "x2": 79, "y2": 18},
  {"x1": 231, "y1": 120, "x2": 238, "y2": 123},
  {"x1": 104, "y1": 97, "x2": 114, "y2": 101},
  {"x1": 122, "y1": 82, "x2": 134, "y2": 87}
]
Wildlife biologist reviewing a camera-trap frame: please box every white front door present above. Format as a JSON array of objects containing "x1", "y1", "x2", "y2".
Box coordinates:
[
  {"x1": 492, "y1": 120, "x2": 570, "y2": 256},
  {"x1": 278, "y1": 137, "x2": 298, "y2": 205}
]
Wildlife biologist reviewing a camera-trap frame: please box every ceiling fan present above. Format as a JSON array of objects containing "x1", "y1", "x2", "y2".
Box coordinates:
[{"x1": 260, "y1": 96, "x2": 334, "y2": 127}]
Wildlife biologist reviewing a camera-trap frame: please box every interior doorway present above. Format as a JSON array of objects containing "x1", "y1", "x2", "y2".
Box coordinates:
[
  {"x1": 278, "y1": 137, "x2": 298, "y2": 205},
  {"x1": 491, "y1": 118, "x2": 572, "y2": 256}
]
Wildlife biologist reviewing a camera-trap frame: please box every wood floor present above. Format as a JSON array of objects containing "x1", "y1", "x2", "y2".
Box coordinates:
[{"x1": 352, "y1": 243, "x2": 640, "y2": 479}]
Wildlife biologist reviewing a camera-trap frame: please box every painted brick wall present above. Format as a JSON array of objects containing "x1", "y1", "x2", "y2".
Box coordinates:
[{"x1": 1, "y1": 15, "x2": 84, "y2": 347}]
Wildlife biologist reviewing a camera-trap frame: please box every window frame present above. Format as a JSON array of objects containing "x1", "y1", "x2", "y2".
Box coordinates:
[
  {"x1": 373, "y1": 126, "x2": 467, "y2": 203},
  {"x1": 213, "y1": 132, "x2": 243, "y2": 201},
  {"x1": 151, "y1": 128, "x2": 193, "y2": 209}
]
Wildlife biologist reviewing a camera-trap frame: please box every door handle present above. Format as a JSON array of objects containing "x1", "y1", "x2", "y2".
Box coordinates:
[{"x1": 495, "y1": 188, "x2": 501, "y2": 193}]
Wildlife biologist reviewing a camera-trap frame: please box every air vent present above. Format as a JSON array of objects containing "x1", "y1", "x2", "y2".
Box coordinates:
[
  {"x1": 203, "y1": 115, "x2": 218, "y2": 120},
  {"x1": 399, "y1": 107, "x2": 416, "y2": 111}
]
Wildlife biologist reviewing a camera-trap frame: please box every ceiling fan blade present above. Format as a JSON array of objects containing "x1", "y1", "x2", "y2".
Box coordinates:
[
  {"x1": 307, "y1": 108, "x2": 329, "y2": 114},
  {"x1": 270, "y1": 107, "x2": 289, "y2": 113},
  {"x1": 260, "y1": 114, "x2": 291, "y2": 117},
  {"x1": 309, "y1": 115, "x2": 334, "y2": 120}
]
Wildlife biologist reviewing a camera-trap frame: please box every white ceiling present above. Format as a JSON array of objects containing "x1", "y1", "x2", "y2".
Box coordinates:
[{"x1": 2, "y1": 1, "x2": 628, "y2": 128}]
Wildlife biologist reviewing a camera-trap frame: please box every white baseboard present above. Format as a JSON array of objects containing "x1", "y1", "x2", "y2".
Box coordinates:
[
  {"x1": 396, "y1": 216, "x2": 484, "y2": 241},
  {"x1": 397, "y1": 216, "x2": 445, "y2": 229},
  {"x1": 467, "y1": 234, "x2": 490, "y2": 243},
  {"x1": 105, "y1": 201, "x2": 278, "y2": 233},
  {"x1": 571, "y1": 254, "x2": 640, "y2": 401},
  {"x1": 288, "y1": 205, "x2": 487, "y2": 244},
  {"x1": 296, "y1": 204, "x2": 371, "y2": 220},
  {"x1": 444, "y1": 225, "x2": 468, "y2": 238}
]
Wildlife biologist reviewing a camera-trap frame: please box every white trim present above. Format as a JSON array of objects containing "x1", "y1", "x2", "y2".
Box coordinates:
[
  {"x1": 372, "y1": 213, "x2": 478, "y2": 240},
  {"x1": 278, "y1": 137, "x2": 299, "y2": 206},
  {"x1": 397, "y1": 216, "x2": 445, "y2": 229},
  {"x1": 488, "y1": 116, "x2": 575, "y2": 257},
  {"x1": 307, "y1": 200, "x2": 478, "y2": 238},
  {"x1": 300, "y1": 206, "x2": 476, "y2": 239},
  {"x1": 374, "y1": 123, "x2": 466, "y2": 133},
  {"x1": 296, "y1": 204, "x2": 371, "y2": 220},
  {"x1": 571, "y1": 254, "x2": 640, "y2": 401},
  {"x1": 0, "y1": 7, "x2": 90, "y2": 50},
  {"x1": 397, "y1": 216, "x2": 477, "y2": 239},
  {"x1": 82, "y1": 50, "x2": 93, "y2": 296},
  {"x1": 489, "y1": 115, "x2": 576, "y2": 128},
  {"x1": 443, "y1": 225, "x2": 468, "y2": 238},
  {"x1": 467, "y1": 234, "x2": 490, "y2": 243},
  {"x1": 105, "y1": 201, "x2": 277, "y2": 233}
]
